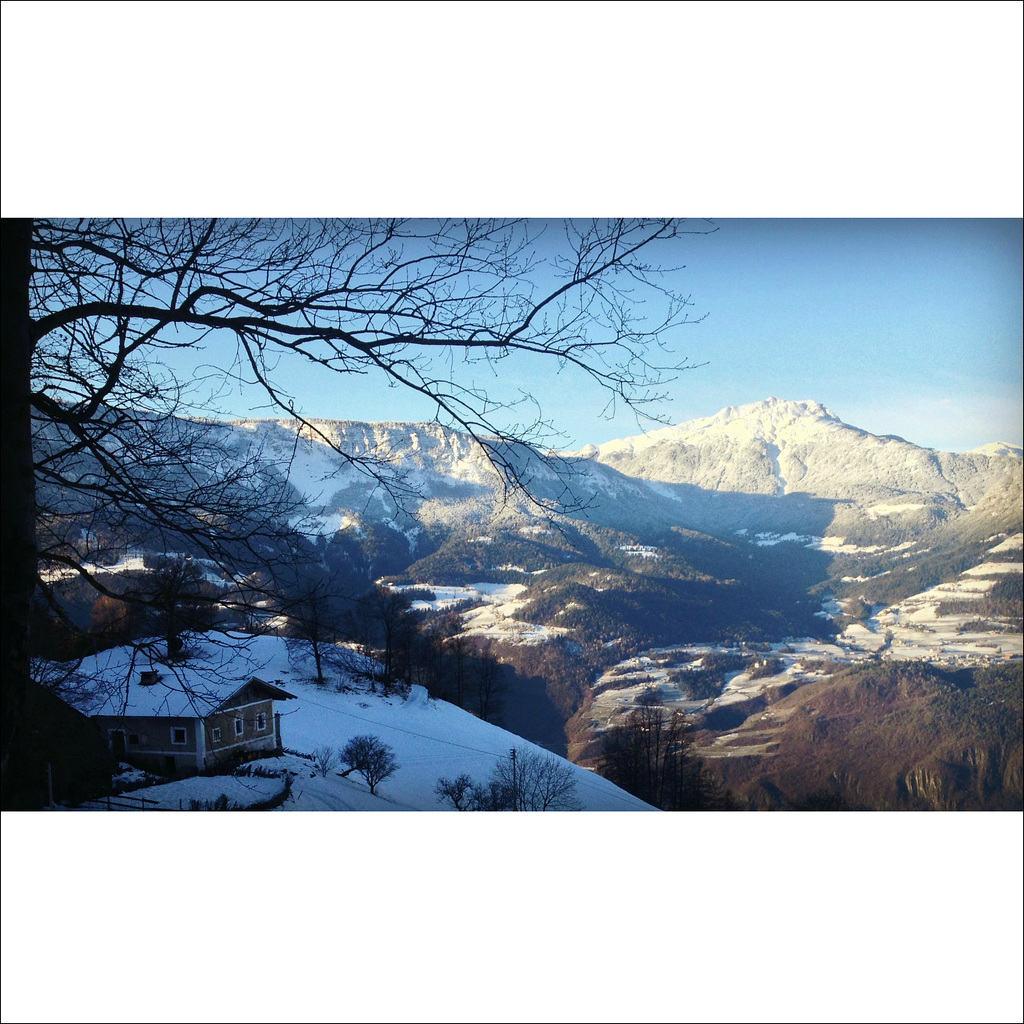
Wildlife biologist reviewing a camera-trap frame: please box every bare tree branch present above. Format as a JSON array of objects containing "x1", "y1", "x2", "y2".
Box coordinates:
[{"x1": 2, "y1": 217, "x2": 713, "y2": 796}]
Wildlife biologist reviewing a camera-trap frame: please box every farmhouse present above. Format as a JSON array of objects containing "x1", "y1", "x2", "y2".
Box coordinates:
[{"x1": 89, "y1": 671, "x2": 296, "y2": 776}]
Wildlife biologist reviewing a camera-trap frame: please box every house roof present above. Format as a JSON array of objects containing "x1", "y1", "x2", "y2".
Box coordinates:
[
  {"x1": 245, "y1": 677, "x2": 297, "y2": 702},
  {"x1": 62, "y1": 637, "x2": 298, "y2": 720},
  {"x1": 90, "y1": 675, "x2": 296, "y2": 720}
]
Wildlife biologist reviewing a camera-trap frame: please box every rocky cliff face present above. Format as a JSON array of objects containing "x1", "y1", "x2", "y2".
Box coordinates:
[{"x1": 221, "y1": 416, "x2": 707, "y2": 536}]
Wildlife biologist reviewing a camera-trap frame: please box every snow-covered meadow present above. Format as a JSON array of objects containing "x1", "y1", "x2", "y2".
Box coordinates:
[{"x1": 393, "y1": 580, "x2": 568, "y2": 644}]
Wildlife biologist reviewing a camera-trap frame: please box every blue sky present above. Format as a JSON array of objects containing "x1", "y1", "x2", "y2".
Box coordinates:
[
  {"x1": 4, "y1": 13, "x2": 1020, "y2": 454},
  {"x1": 632, "y1": 217, "x2": 1024, "y2": 451},
  {"x1": 176, "y1": 218, "x2": 1021, "y2": 452}
]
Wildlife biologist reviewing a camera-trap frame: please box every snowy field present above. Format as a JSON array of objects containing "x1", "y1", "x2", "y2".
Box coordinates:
[
  {"x1": 395, "y1": 580, "x2": 568, "y2": 644},
  {"x1": 66, "y1": 634, "x2": 650, "y2": 812},
  {"x1": 865, "y1": 553, "x2": 1022, "y2": 662}
]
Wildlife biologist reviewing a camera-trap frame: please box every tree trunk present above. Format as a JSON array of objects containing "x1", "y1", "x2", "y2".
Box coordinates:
[{"x1": 1, "y1": 219, "x2": 36, "y2": 805}]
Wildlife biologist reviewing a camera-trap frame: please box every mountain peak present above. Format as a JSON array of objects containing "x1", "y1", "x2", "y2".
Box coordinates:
[
  {"x1": 967, "y1": 441, "x2": 1024, "y2": 459},
  {"x1": 588, "y1": 398, "x2": 845, "y2": 459},
  {"x1": 721, "y1": 396, "x2": 837, "y2": 420},
  {"x1": 694, "y1": 398, "x2": 842, "y2": 440}
]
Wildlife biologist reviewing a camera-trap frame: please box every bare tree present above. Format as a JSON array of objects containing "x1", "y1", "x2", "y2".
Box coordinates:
[
  {"x1": 349, "y1": 585, "x2": 415, "y2": 692},
  {"x1": 487, "y1": 746, "x2": 582, "y2": 811},
  {"x1": 338, "y1": 734, "x2": 399, "y2": 796},
  {"x1": 140, "y1": 556, "x2": 219, "y2": 660},
  {"x1": 472, "y1": 640, "x2": 506, "y2": 724},
  {"x1": 599, "y1": 705, "x2": 726, "y2": 810},
  {"x1": 443, "y1": 612, "x2": 473, "y2": 709},
  {"x1": 312, "y1": 744, "x2": 336, "y2": 778},
  {"x1": 408, "y1": 616, "x2": 450, "y2": 701},
  {"x1": 435, "y1": 772, "x2": 474, "y2": 811},
  {"x1": 2, "y1": 217, "x2": 709, "y2": 800},
  {"x1": 88, "y1": 591, "x2": 146, "y2": 646},
  {"x1": 280, "y1": 566, "x2": 350, "y2": 684}
]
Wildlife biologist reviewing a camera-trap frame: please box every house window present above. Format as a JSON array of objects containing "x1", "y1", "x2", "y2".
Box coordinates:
[
  {"x1": 211, "y1": 726, "x2": 222, "y2": 742},
  {"x1": 128, "y1": 734, "x2": 140, "y2": 745},
  {"x1": 234, "y1": 717, "x2": 244, "y2": 737},
  {"x1": 255, "y1": 712, "x2": 267, "y2": 731},
  {"x1": 171, "y1": 727, "x2": 187, "y2": 745}
]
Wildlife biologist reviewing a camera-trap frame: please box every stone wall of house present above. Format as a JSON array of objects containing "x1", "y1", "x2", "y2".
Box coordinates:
[
  {"x1": 203, "y1": 698, "x2": 278, "y2": 767},
  {"x1": 94, "y1": 715, "x2": 203, "y2": 775}
]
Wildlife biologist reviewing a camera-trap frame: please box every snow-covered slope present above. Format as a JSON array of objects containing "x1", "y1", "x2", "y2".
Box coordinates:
[
  {"x1": 215, "y1": 415, "x2": 696, "y2": 539},
  {"x1": 64, "y1": 635, "x2": 652, "y2": 811}
]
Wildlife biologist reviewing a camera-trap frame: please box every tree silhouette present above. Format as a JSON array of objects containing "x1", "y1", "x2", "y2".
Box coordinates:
[
  {"x1": 487, "y1": 747, "x2": 581, "y2": 811},
  {"x1": 434, "y1": 772, "x2": 474, "y2": 811},
  {"x1": 1, "y1": 216, "x2": 709, "y2": 800},
  {"x1": 338, "y1": 734, "x2": 399, "y2": 796},
  {"x1": 141, "y1": 556, "x2": 219, "y2": 660},
  {"x1": 348, "y1": 585, "x2": 416, "y2": 692},
  {"x1": 280, "y1": 566, "x2": 350, "y2": 684},
  {"x1": 599, "y1": 705, "x2": 729, "y2": 810}
]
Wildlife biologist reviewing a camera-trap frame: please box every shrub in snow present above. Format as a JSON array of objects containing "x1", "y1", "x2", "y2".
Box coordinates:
[
  {"x1": 338, "y1": 735, "x2": 399, "y2": 795},
  {"x1": 312, "y1": 745, "x2": 337, "y2": 777},
  {"x1": 437, "y1": 750, "x2": 581, "y2": 811}
]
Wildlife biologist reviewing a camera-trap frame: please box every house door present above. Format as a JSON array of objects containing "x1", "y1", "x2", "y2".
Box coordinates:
[{"x1": 111, "y1": 730, "x2": 126, "y2": 756}]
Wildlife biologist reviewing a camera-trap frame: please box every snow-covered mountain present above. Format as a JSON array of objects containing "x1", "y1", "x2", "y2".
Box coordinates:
[
  {"x1": 217, "y1": 416, "x2": 691, "y2": 540},
  {"x1": 212, "y1": 398, "x2": 1021, "y2": 551},
  {"x1": 567, "y1": 398, "x2": 1022, "y2": 543},
  {"x1": 224, "y1": 399, "x2": 1020, "y2": 515},
  {"x1": 46, "y1": 398, "x2": 1020, "y2": 652},
  {"x1": 577, "y1": 397, "x2": 1021, "y2": 506}
]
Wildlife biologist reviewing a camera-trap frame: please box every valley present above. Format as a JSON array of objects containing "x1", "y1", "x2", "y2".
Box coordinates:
[
  {"x1": 27, "y1": 398, "x2": 1024, "y2": 811},
  {"x1": 388, "y1": 527, "x2": 1021, "y2": 809}
]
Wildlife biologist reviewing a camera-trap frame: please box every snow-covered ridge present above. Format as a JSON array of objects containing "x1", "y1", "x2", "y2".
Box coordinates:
[
  {"x1": 577, "y1": 398, "x2": 844, "y2": 459},
  {"x1": 153, "y1": 400, "x2": 1021, "y2": 551},
  {"x1": 220, "y1": 401, "x2": 1022, "y2": 513},
  {"x1": 569, "y1": 397, "x2": 1022, "y2": 509}
]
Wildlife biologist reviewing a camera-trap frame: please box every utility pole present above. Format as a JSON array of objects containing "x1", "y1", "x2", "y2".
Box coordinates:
[{"x1": 509, "y1": 747, "x2": 518, "y2": 811}]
